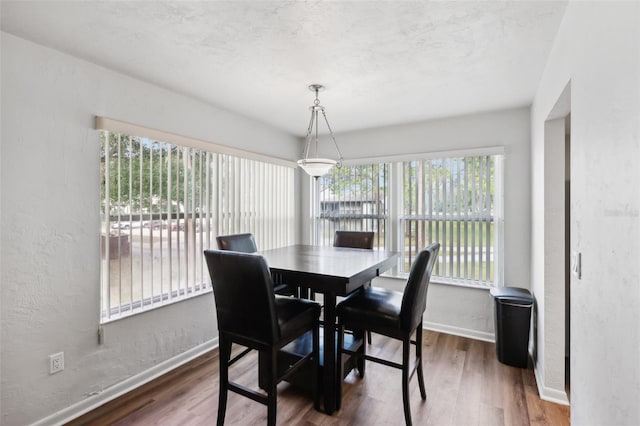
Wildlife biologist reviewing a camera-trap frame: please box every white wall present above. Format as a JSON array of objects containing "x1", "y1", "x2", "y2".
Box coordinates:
[
  {"x1": 301, "y1": 107, "x2": 532, "y2": 340},
  {"x1": 531, "y1": 2, "x2": 640, "y2": 424},
  {"x1": 0, "y1": 33, "x2": 300, "y2": 425}
]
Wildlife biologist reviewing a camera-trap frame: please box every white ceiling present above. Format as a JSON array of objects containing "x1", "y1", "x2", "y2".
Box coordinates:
[{"x1": 1, "y1": 1, "x2": 568, "y2": 136}]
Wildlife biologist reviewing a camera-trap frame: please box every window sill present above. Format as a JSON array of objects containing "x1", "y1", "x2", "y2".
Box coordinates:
[
  {"x1": 379, "y1": 273, "x2": 494, "y2": 290},
  {"x1": 100, "y1": 287, "x2": 213, "y2": 325}
]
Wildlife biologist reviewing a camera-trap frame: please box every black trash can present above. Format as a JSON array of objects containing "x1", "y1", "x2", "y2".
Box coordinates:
[{"x1": 490, "y1": 287, "x2": 533, "y2": 368}]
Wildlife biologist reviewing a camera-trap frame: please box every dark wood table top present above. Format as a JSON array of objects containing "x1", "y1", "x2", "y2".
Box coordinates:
[{"x1": 259, "y1": 244, "x2": 398, "y2": 295}]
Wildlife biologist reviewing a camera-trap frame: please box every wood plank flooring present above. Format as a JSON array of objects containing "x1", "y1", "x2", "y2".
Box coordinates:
[{"x1": 69, "y1": 331, "x2": 570, "y2": 425}]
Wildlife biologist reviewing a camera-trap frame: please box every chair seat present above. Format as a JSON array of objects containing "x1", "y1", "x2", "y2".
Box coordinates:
[
  {"x1": 275, "y1": 297, "x2": 321, "y2": 342},
  {"x1": 337, "y1": 287, "x2": 404, "y2": 335}
]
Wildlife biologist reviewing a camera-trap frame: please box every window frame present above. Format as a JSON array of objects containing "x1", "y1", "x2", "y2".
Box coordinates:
[
  {"x1": 97, "y1": 117, "x2": 297, "y2": 323},
  {"x1": 312, "y1": 147, "x2": 505, "y2": 288}
]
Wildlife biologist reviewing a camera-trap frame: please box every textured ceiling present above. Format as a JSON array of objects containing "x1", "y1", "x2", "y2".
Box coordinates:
[{"x1": 1, "y1": 1, "x2": 568, "y2": 136}]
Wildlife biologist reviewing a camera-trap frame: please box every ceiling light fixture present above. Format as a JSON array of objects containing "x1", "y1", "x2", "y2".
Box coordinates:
[{"x1": 297, "y1": 84, "x2": 344, "y2": 178}]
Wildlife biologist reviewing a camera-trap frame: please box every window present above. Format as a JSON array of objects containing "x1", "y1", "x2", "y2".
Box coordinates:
[
  {"x1": 314, "y1": 154, "x2": 503, "y2": 287},
  {"x1": 402, "y1": 155, "x2": 503, "y2": 286},
  {"x1": 316, "y1": 163, "x2": 388, "y2": 248},
  {"x1": 99, "y1": 123, "x2": 295, "y2": 322}
]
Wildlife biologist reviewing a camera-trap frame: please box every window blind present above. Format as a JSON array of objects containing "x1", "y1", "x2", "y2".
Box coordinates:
[
  {"x1": 99, "y1": 126, "x2": 295, "y2": 322},
  {"x1": 402, "y1": 155, "x2": 503, "y2": 285},
  {"x1": 313, "y1": 154, "x2": 503, "y2": 286},
  {"x1": 315, "y1": 163, "x2": 389, "y2": 248}
]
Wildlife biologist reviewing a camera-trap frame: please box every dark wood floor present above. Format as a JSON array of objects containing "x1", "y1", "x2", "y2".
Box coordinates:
[{"x1": 70, "y1": 331, "x2": 570, "y2": 425}]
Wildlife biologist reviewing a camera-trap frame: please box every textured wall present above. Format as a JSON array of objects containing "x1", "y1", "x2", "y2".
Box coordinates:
[
  {"x1": 531, "y1": 2, "x2": 640, "y2": 423},
  {"x1": 301, "y1": 107, "x2": 533, "y2": 340},
  {"x1": 0, "y1": 33, "x2": 299, "y2": 425}
]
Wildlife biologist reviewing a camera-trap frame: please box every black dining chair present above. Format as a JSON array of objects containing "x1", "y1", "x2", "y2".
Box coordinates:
[
  {"x1": 333, "y1": 230, "x2": 375, "y2": 344},
  {"x1": 204, "y1": 250, "x2": 321, "y2": 426},
  {"x1": 333, "y1": 230, "x2": 375, "y2": 250},
  {"x1": 336, "y1": 242, "x2": 440, "y2": 426},
  {"x1": 216, "y1": 232, "x2": 259, "y2": 253},
  {"x1": 216, "y1": 233, "x2": 297, "y2": 296}
]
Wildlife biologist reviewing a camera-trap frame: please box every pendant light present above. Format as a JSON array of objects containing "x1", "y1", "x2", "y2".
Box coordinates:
[{"x1": 297, "y1": 84, "x2": 344, "y2": 178}]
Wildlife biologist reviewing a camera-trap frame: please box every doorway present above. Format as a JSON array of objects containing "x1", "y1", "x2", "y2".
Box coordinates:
[{"x1": 542, "y1": 80, "x2": 571, "y2": 405}]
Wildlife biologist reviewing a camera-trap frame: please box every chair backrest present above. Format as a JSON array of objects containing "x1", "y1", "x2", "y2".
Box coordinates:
[
  {"x1": 400, "y1": 242, "x2": 440, "y2": 331},
  {"x1": 333, "y1": 231, "x2": 374, "y2": 250},
  {"x1": 204, "y1": 250, "x2": 279, "y2": 345},
  {"x1": 216, "y1": 233, "x2": 258, "y2": 253}
]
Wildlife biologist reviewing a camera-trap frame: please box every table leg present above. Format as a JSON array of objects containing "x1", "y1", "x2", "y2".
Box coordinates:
[{"x1": 323, "y1": 292, "x2": 337, "y2": 414}]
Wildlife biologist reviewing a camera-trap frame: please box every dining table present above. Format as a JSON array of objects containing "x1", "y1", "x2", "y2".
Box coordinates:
[{"x1": 259, "y1": 244, "x2": 399, "y2": 415}]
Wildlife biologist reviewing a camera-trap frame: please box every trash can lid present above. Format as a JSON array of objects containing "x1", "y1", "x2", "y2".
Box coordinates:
[{"x1": 490, "y1": 286, "x2": 533, "y2": 304}]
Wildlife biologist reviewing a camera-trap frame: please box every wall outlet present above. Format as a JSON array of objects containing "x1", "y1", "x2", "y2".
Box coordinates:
[{"x1": 49, "y1": 352, "x2": 64, "y2": 374}]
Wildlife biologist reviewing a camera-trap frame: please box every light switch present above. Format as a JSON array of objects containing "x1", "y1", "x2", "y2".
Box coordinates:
[{"x1": 571, "y1": 252, "x2": 581, "y2": 279}]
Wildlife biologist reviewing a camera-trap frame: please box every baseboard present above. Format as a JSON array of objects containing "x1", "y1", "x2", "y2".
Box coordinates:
[
  {"x1": 31, "y1": 338, "x2": 219, "y2": 426},
  {"x1": 423, "y1": 320, "x2": 495, "y2": 343},
  {"x1": 532, "y1": 356, "x2": 570, "y2": 406}
]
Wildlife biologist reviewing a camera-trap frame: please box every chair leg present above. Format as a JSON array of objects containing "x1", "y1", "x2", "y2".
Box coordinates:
[
  {"x1": 217, "y1": 337, "x2": 230, "y2": 426},
  {"x1": 416, "y1": 325, "x2": 426, "y2": 400},
  {"x1": 267, "y1": 348, "x2": 278, "y2": 426},
  {"x1": 336, "y1": 323, "x2": 345, "y2": 411},
  {"x1": 402, "y1": 338, "x2": 413, "y2": 426},
  {"x1": 313, "y1": 323, "x2": 321, "y2": 411},
  {"x1": 258, "y1": 350, "x2": 267, "y2": 390},
  {"x1": 366, "y1": 282, "x2": 372, "y2": 345},
  {"x1": 356, "y1": 329, "x2": 366, "y2": 377}
]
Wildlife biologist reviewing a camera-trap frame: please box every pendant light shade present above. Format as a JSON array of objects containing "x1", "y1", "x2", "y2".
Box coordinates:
[
  {"x1": 297, "y1": 158, "x2": 338, "y2": 177},
  {"x1": 298, "y1": 84, "x2": 343, "y2": 178}
]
